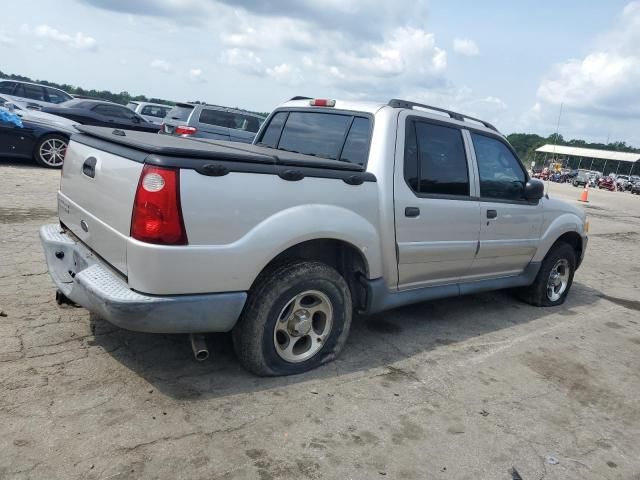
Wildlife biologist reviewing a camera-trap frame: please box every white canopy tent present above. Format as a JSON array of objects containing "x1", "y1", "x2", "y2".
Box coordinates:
[{"x1": 534, "y1": 144, "x2": 640, "y2": 175}]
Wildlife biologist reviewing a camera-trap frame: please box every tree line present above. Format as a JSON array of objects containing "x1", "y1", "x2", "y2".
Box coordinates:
[{"x1": 506, "y1": 132, "x2": 640, "y2": 163}]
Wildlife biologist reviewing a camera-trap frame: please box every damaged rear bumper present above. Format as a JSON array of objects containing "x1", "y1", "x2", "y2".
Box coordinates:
[{"x1": 39, "y1": 224, "x2": 246, "y2": 333}]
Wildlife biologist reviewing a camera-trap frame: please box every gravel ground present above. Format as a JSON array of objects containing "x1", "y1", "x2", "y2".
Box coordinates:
[{"x1": 1, "y1": 158, "x2": 639, "y2": 479}]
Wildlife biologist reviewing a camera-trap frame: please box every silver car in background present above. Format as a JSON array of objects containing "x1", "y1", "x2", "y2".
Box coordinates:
[
  {"x1": 0, "y1": 79, "x2": 73, "y2": 109},
  {"x1": 161, "y1": 102, "x2": 265, "y2": 143},
  {"x1": 126, "y1": 101, "x2": 171, "y2": 126}
]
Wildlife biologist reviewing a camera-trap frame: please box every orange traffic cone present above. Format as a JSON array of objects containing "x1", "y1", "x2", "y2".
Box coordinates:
[{"x1": 578, "y1": 185, "x2": 589, "y2": 203}]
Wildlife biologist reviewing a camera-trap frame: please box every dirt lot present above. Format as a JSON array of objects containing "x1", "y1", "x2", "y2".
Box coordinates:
[{"x1": 1, "y1": 158, "x2": 639, "y2": 480}]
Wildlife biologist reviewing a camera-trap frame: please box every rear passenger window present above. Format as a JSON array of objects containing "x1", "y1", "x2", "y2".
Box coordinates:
[
  {"x1": 404, "y1": 120, "x2": 469, "y2": 196},
  {"x1": 199, "y1": 109, "x2": 234, "y2": 128},
  {"x1": 21, "y1": 84, "x2": 46, "y2": 101},
  {"x1": 471, "y1": 133, "x2": 526, "y2": 201}
]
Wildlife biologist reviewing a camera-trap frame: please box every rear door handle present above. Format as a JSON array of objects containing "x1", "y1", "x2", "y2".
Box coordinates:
[
  {"x1": 405, "y1": 207, "x2": 420, "y2": 217},
  {"x1": 487, "y1": 209, "x2": 497, "y2": 219}
]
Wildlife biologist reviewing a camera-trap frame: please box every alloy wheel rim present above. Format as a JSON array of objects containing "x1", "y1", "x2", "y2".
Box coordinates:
[
  {"x1": 273, "y1": 290, "x2": 333, "y2": 363},
  {"x1": 547, "y1": 259, "x2": 570, "y2": 301},
  {"x1": 39, "y1": 138, "x2": 67, "y2": 166}
]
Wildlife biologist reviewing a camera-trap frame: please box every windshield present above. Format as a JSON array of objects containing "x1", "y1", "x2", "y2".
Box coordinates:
[{"x1": 256, "y1": 110, "x2": 372, "y2": 167}]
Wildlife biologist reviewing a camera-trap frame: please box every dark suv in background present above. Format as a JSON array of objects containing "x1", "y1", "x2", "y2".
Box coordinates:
[{"x1": 161, "y1": 103, "x2": 265, "y2": 143}]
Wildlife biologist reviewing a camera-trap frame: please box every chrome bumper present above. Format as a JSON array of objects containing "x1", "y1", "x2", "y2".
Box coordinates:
[{"x1": 39, "y1": 224, "x2": 247, "y2": 333}]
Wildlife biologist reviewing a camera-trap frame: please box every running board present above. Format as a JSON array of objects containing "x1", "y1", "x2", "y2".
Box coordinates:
[{"x1": 362, "y1": 262, "x2": 541, "y2": 314}]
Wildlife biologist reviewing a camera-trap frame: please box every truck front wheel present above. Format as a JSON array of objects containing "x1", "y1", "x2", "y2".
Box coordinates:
[
  {"x1": 233, "y1": 261, "x2": 352, "y2": 376},
  {"x1": 516, "y1": 242, "x2": 576, "y2": 307}
]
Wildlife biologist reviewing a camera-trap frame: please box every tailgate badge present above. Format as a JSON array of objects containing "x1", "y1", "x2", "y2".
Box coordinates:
[{"x1": 80, "y1": 220, "x2": 89, "y2": 232}]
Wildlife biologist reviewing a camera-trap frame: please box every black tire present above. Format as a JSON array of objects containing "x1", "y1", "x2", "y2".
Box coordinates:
[
  {"x1": 516, "y1": 242, "x2": 576, "y2": 307},
  {"x1": 33, "y1": 134, "x2": 68, "y2": 168},
  {"x1": 232, "y1": 261, "x2": 352, "y2": 376}
]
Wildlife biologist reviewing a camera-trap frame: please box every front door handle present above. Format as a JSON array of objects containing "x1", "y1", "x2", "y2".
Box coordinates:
[
  {"x1": 405, "y1": 207, "x2": 420, "y2": 217},
  {"x1": 487, "y1": 209, "x2": 497, "y2": 219}
]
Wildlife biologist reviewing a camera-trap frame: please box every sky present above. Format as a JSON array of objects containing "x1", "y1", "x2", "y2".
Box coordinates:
[{"x1": 1, "y1": 0, "x2": 639, "y2": 145}]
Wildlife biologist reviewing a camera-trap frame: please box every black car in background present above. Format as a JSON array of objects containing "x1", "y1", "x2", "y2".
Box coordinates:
[
  {"x1": 42, "y1": 99, "x2": 160, "y2": 133},
  {"x1": 0, "y1": 96, "x2": 77, "y2": 168}
]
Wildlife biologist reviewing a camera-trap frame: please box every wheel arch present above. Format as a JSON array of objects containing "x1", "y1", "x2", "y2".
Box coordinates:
[{"x1": 252, "y1": 238, "x2": 371, "y2": 311}]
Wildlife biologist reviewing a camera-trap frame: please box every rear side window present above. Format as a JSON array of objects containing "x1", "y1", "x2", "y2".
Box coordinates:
[
  {"x1": 167, "y1": 105, "x2": 194, "y2": 121},
  {"x1": 141, "y1": 105, "x2": 170, "y2": 118},
  {"x1": 0, "y1": 81, "x2": 16, "y2": 94},
  {"x1": 404, "y1": 120, "x2": 469, "y2": 196},
  {"x1": 340, "y1": 117, "x2": 371, "y2": 167},
  {"x1": 19, "y1": 84, "x2": 46, "y2": 101},
  {"x1": 93, "y1": 104, "x2": 133, "y2": 119},
  {"x1": 471, "y1": 133, "x2": 526, "y2": 201},
  {"x1": 45, "y1": 87, "x2": 71, "y2": 104},
  {"x1": 199, "y1": 109, "x2": 234, "y2": 128},
  {"x1": 258, "y1": 111, "x2": 372, "y2": 165}
]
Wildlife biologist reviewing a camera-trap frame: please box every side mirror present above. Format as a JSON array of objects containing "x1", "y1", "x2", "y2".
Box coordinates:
[
  {"x1": 131, "y1": 116, "x2": 141, "y2": 124},
  {"x1": 524, "y1": 179, "x2": 544, "y2": 201}
]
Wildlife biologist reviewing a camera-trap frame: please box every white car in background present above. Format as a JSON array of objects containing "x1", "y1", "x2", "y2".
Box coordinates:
[
  {"x1": 126, "y1": 101, "x2": 171, "y2": 125},
  {"x1": 0, "y1": 79, "x2": 73, "y2": 109}
]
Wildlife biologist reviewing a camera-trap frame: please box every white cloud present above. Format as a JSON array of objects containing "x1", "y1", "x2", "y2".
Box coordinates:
[
  {"x1": 188, "y1": 68, "x2": 205, "y2": 82},
  {"x1": 531, "y1": 1, "x2": 640, "y2": 142},
  {"x1": 453, "y1": 38, "x2": 479, "y2": 56},
  {"x1": 31, "y1": 24, "x2": 98, "y2": 51},
  {"x1": 220, "y1": 48, "x2": 264, "y2": 75},
  {"x1": 0, "y1": 30, "x2": 15, "y2": 45},
  {"x1": 150, "y1": 59, "x2": 173, "y2": 73}
]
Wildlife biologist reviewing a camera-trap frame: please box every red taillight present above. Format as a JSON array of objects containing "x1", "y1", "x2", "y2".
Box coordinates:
[
  {"x1": 175, "y1": 125, "x2": 197, "y2": 135},
  {"x1": 310, "y1": 99, "x2": 335, "y2": 107},
  {"x1": 131, "y1": 165, "x2": 187, "y2": 245}
]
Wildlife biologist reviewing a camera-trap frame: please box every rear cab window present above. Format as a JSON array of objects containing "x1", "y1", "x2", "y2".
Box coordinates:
[{"x1": 256, "y1": 109, "x2": 372, "y2": 167}]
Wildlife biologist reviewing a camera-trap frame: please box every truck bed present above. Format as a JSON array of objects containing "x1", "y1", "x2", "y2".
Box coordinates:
[{"x1": 74, "y1": 125, "x2": 366, "y2": 171}]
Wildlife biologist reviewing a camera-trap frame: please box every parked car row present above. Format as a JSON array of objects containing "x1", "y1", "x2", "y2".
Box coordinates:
[{"x1": 0, "y1": 79, "x2": 267, "y2": 168}]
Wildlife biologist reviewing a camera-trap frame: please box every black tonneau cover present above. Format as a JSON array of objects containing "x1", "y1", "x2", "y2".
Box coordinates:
[{"x1": 73, "y1": 125, "x2": 363, "y2": 171}]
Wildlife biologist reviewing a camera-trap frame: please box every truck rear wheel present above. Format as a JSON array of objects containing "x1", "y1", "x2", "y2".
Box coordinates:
[
  {"x1": 516, "y1": 242, "x2": 576, "y2": 307},
  {"x1": 233, "y1": 261, "x2": 352, "y2": 376}
]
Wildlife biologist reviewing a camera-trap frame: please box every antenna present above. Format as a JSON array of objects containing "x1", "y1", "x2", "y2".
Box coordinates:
[{"x1": 548, "y1": 102, "x2": 563, "y2": 196}]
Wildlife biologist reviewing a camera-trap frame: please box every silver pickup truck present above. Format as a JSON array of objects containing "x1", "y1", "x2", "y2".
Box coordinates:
[{"x1": 40, "y1": 97, "x2": 588, "y2": 376}]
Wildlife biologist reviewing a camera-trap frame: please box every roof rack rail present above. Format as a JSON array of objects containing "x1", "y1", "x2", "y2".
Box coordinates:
[
  {"x1": 387, "y1": 99, "x2": 498, "y2": 132},
  {"x1": 290, "y1": 96, "x2": 312, "y2": 101}
]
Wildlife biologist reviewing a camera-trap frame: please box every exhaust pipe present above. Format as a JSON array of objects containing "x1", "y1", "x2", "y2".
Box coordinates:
[{"x1": 189, "y1": 333, "x2": 209, "y2": 361}]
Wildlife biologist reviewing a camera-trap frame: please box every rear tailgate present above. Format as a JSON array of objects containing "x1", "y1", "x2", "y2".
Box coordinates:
[
  {"x1": 58, "y1": 126, "x2": 278, "y2": 276},
  {"x1": 59, "y1": 140, "x2": 144, "y2": 275}
]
